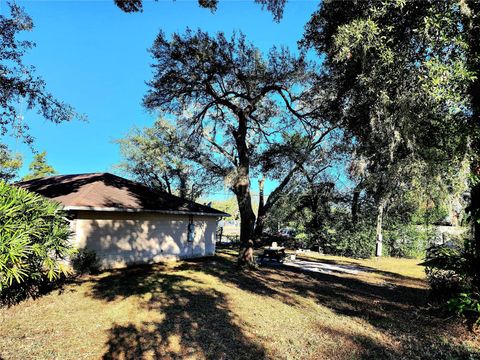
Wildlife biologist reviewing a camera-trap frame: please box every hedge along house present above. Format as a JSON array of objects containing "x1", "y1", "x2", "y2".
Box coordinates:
[{"x1": 17, "y1": 173, "x2": 228, "y2": 269}]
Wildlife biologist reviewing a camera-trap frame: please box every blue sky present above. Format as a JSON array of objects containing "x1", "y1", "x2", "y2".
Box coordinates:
[{"x1": 2, "y1": 0, "x2": 319, "y2": 198}]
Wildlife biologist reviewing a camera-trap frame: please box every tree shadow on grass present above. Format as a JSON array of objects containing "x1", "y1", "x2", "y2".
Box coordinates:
[
  {"x1": 176, "y1": 254, "x2": 479, "y2": 359},
  {"x1": 175, "y1": 254, "x2": 425, "y2": 311},
  {"x1": 88, "y1": 253, "x2": 479, "y2": 359},
  {"x1": 176, "y1": 255, "x2": 288, "y2": 300},
  {"x1": 90, "y1": 265, "x2": 266, "y2": 359},
  {"x1": 313, "y1": 322, "x2": 400, "y2": 360}
]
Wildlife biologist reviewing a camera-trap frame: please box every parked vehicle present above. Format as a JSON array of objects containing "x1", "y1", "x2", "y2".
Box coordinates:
[{"x1": 276, "y1": 227, "x2": 297, "y2": 238}]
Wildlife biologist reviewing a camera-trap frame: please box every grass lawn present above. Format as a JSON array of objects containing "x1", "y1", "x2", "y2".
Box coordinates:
[{"x1": 1, "y1": 250, "x2": 479, "y2": 360}]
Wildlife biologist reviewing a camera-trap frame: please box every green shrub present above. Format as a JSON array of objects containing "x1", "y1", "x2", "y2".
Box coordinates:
[
  {"x1": 0, "y1": 181, "x2": 74, "y2": 304},
  {"x1": 384, "y1": 225, "x2": 431, "y2": 258},
  {"x1": 423, "y1": 240, "x2": 479, "y2": 325},
  {"x1": 447, "y1": 292, "x2": 480, "y2": 326},
  {"x1": 321, "y1": 220, "x2": 433, "y2": 259},
  {"x1": 72, "y1": 249, "x2": 100, "y2": 274},
  {"x1": 423, "y1": 245, "x2": 466, "y2": 298},
  {"x1": 322, "y1": 222, "x2": 376, "y2": 258},
  {"x1": 293, "y1": 232, "x2": 309, "y2": 249}
]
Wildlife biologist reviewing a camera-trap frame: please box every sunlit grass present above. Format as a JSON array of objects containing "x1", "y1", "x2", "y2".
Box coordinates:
[
  {"x1": 0, "y1": 250, "x2": 478, "y2": 359},
  {"x1": 294, "y1": 252, "x2": 426, "y2": 288},
  {"x1": 319, "y1": 254, "x2": 426, "y2": 279}
]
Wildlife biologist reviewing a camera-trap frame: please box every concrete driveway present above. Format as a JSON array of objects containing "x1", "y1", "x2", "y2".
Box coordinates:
[{"x1": 260, "y1": 257, "x2": 361, "y2": 275}]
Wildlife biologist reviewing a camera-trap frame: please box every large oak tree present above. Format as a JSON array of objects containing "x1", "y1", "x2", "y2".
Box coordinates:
[{"x1": 143, "y1": 29, "x2": 337, "y2": 262}]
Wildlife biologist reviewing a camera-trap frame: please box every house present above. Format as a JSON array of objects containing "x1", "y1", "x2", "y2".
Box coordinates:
[{"x1": 17, "y1": 173, "x2": 228, "y2": 269}]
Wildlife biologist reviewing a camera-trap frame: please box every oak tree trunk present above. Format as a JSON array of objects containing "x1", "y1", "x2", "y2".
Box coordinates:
[
  {"x1": 232, "y1": 114, "x2": 258, "y2": 267},
  {"x1": 351, "y1": 187, "x2": 360, "y2": 225},
  {"x1": 254, "y1": 177, "x2": 266, "y2": 239},
  {"x1": 236, "y1": 190, "x2": 256, "y2": 244},
  {"x1": 178, "y1": 170, "x2": 188, "y2": 199},
  {"x1": 375, "y1": 201, "x2": 386, "y2": 257},
  {"x1": 236, "y1": 188, "x2": 256, "y2": 266}
]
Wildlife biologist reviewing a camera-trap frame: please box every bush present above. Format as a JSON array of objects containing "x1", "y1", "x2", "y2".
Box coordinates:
[
  {"x1": 293, "y1": 232, "x2": 309, "y2": 248},
  {"x1": 0, "y1": 181, "x2": 74, "y2": 305},
  {"x1": 322, "y1": 222, "x2": 376, "y2": 258},
  {"x1": 71, "y1": 249, "x2": 100, "y2": 274},
  {"x1": 423, "y1": 240, "x2": 480, "y2": 325},
  {"x1": 317, "y1": 219, "x2": 435, "y2": 259},
  {"x1": 447, "y1": 291, "x2": 480, "y2": 326},
  {"x1": 424, "y1": 245, "x2": 466, "y2": 298},
  {"x1": 384, "y1": 225, "x2": 431, "y2": 258}
]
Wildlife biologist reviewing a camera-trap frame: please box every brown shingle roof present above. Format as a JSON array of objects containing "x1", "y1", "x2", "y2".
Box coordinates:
[{"x1": 16, "y1": 173, "x2": 228, "y2": 217}]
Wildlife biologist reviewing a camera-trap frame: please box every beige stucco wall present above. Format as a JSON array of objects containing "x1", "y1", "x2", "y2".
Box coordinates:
[{"x1": 72, "y1": 211, "x2": 218, "y2": 269}]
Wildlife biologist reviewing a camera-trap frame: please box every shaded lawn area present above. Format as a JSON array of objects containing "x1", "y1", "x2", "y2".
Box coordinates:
[{"x1": 0, "y1": 250, "x2": 479, "y2": 359}]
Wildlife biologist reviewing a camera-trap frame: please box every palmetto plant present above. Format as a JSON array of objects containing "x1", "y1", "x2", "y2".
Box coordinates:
[{"x1": 0, "y1": 181, "x2": 74, "y2": 301}]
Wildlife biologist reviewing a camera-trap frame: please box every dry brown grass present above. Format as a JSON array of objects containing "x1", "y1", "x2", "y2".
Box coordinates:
[{"x1": 0, "y1": 250, "x2": 479, "y2": 359}]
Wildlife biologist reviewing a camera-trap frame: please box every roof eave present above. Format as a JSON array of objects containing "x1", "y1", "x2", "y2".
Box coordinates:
[{"x1": 63, "y1": 205, "x2": 230, "y2": 218}]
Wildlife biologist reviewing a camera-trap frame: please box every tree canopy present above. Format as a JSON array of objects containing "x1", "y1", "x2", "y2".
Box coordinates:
[
  {"x1": 300, "y1": 0, "x2": 475, "y2": 256},
  {"x1": 22, "y1": 151, "x2": 57, "y2": 181},
  {"x1": 116, "y1": 118, "x2": 218, "y2": 200},
  {"x1": 114, "y1": 0, "x2": 286, "y2": 21},
  {"x1": 0, "y1": 3, "x2": 80, "y2": 144},
  {"x1": 0, "y1": 144, "x2": 22, "y2": 183},
  {"x1": 142, "y1": 29, "x2": 339, "y2": 256}
]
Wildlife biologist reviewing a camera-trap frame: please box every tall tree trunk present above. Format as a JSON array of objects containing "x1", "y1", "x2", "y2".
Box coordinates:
[
  {"x1": 375, "y1": 200, "x2": 386, "y2": 257},
  {"x1": 351, "y1": 187, "x2": 360, "y2": 225},
  {"x1": 178, "y1": 171, "x2": 188, "y2": 199},
  {"x1": 234, "y1": 175, "x2": 256, "y2": 266},
  {"x1": 254, "y1": 176, "x2": 266, "y2": 239},
  {"x1": 236, "y1": 190, "x2": 256, "y2": 244},
  {"x1": 163, "y1": 173, "x2": 172, "y2": 195},
  {"x1": 232, "y1": 114, "x2": 257, "y2": 266},
  {"x1": 471, "y1": 60, "x2": 480, "y2": 282}
]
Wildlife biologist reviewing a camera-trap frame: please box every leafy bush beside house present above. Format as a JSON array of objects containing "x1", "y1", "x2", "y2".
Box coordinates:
[
  {"x1": 71, "y1": 249, "x2": 100, "y2": 275},
  {"x1": 0, "y1": 181, "x2": 74, "y2": 305}
]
